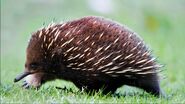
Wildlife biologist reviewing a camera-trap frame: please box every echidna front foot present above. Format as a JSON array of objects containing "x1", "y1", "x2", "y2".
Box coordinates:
[{"x1": 22, "y1": 73, "x2": 44, "y2": 89}]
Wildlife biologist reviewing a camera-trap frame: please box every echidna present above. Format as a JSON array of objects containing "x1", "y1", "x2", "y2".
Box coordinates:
[{"x1": 14, "y1": 16, "x2": 164, "y2": 96}]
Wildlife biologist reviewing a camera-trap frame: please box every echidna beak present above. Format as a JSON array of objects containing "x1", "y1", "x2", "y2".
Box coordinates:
[{"x1": 14, "y1": 71, "x2": 32, "y2": 83}]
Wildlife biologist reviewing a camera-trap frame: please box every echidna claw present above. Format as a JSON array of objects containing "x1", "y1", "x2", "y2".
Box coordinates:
[
  {"x1": 22, "y1": 80, "x2": 30, "y2": 89},
  {"x1": 24, "y1": 84, "x2": 30, "y2": 89},
  {"x1": 22, "y1": 82, "x2": 27, "y2": 87}
]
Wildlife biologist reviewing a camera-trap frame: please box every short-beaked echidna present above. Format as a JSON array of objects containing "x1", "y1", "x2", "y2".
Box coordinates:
[{"x1": 14, "y1": 16, "x2": 163, "y2": 96}]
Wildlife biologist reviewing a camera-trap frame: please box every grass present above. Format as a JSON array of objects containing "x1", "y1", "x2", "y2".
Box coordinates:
[{"x1": 1, "y1": 0, "x2": 185, "y2": 103}]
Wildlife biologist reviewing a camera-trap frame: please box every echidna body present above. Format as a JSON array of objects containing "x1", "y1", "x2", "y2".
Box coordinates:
[{"x1": 14, "y1": 16, "x2": 163, "y2": 96}]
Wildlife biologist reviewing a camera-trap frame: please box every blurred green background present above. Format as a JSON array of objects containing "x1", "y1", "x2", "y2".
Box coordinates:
[{"x1": 1, "y1": 0, "x2": 185, "y2": 103}]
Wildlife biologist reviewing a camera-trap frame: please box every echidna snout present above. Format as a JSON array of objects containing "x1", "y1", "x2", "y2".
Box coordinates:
[{"x1": 14, "y1": 16, "x2": 164, "y2": 96}]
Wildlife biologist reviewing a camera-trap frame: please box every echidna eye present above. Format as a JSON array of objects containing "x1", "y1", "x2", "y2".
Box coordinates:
[{"x1": 30, "y1": 63, "x2": 39, "y2": 70}]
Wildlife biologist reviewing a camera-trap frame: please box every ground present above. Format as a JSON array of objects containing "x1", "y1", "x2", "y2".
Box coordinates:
[{"x1": 1, "y1": 0, "x2": 185, "y2": 103}]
